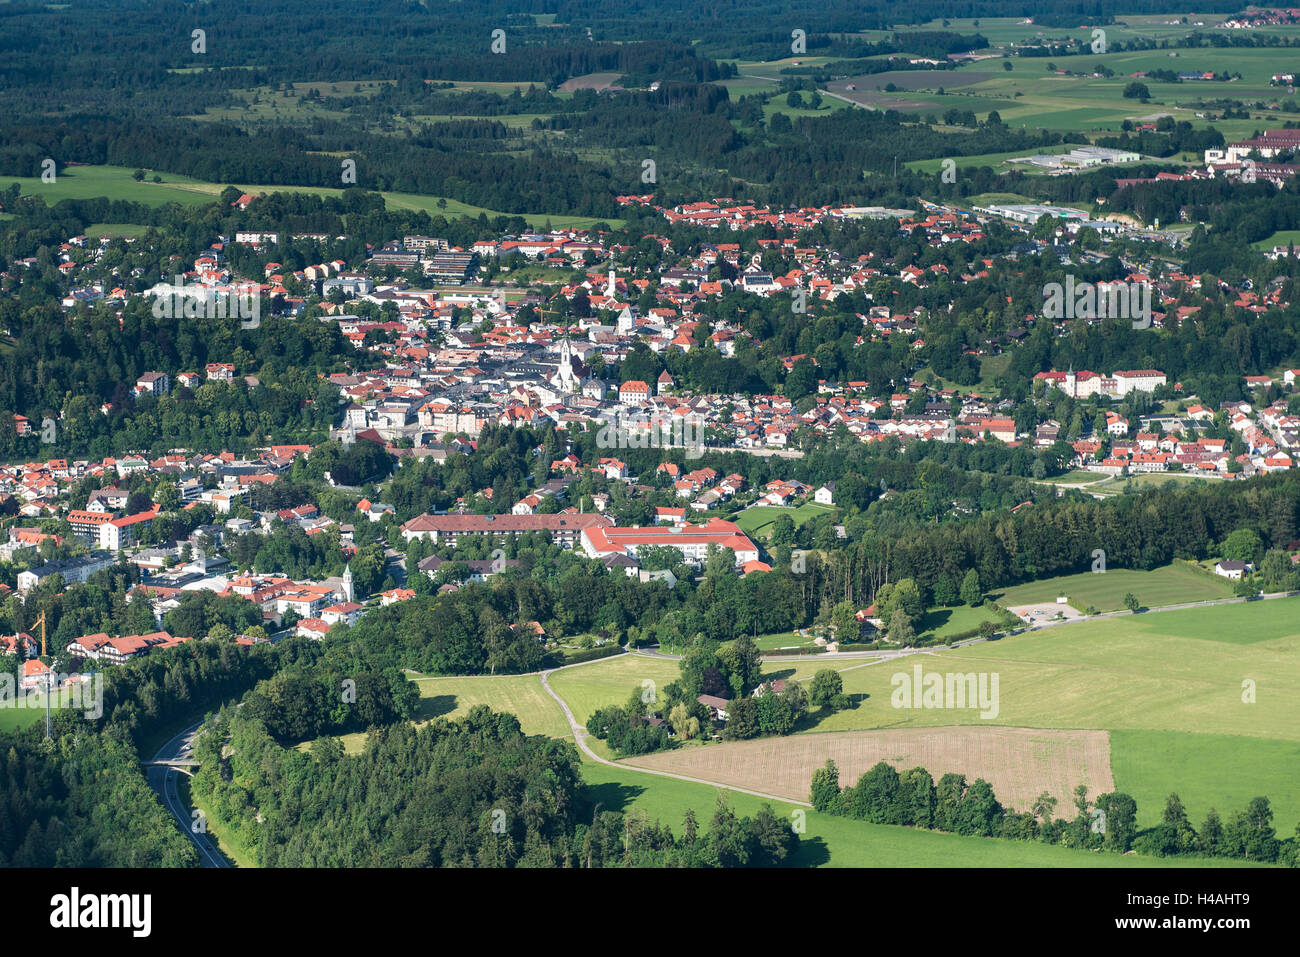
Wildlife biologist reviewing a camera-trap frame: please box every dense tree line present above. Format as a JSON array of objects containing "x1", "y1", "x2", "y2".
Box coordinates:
[
  {"x1": 191, "y1": 703, "x2": 798, "y2": 866},
  {"x1": 810, "y1": 759, "x2": 1300, "y2": 864},
  {"x1": 0, "y1": 728, "x2": 198, "y2": 866}
]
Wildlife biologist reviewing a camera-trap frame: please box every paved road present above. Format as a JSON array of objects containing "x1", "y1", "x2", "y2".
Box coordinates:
[
  {"x1": 643, "y1": 590, "x2": 1298, "y2": 663},
  {"x1": 146, "y1": 720, "x2": 230, "y2": 868},
  {"x1": 538, "y1": 655, "x2": 809, "y2": 807}
]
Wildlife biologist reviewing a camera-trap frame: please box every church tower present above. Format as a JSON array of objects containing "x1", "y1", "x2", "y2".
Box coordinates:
[
  {"x1": 554, "y1": 336, "x2": 580, "y2": 393},
  {"x1": 342, "y1": 563, "x2": 354, "y2": 603},
  {"x1": 606, "y1": 269, "x2": 617, "y2": 299}
]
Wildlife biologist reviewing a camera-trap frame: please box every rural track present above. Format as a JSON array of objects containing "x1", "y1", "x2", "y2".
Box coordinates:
[
  {"x1": 642, "y1": 590, "x2": 1300, "y2": 665},
  {"x1": 538, "y1": 655, "x2": 810, "y2": 808}
]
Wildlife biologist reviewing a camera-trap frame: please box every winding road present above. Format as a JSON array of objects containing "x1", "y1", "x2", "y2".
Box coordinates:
[
  {"x1": 145, "y1": 720, "x2": 230, "y2": 868},
  {"x1": 538, "y1": 655, "x2": 810, "y2": 807}
]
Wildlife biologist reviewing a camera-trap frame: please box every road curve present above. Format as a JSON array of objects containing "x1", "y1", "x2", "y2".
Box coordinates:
[
  {"x1": 146, "y1": 719, "x2": 230, "y2": 868},
  {"x1": 538, "y1": 655, "x2": 810, "y2": 808}
]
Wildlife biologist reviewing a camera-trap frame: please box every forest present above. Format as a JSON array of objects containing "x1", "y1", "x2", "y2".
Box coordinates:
[{"x1": 190, "y1": 703, "x2": 800, "y2": 867}]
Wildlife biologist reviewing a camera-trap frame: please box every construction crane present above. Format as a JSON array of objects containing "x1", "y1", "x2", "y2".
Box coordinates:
[
  {"x1": 33, "y1": 610, "x2": 51, "y2": 739},
  {"x1": 34, "y1": 609, "x2": 47, "y2": 657}
]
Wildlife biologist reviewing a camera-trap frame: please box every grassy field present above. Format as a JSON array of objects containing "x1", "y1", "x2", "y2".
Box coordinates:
[
  {"x1": 412, "y1": 673, "x2": 570, "y2": 738},
  {"x1": 7, "y1": 164, "x2": 621, "y2": 230},
  {"x1": 579, "y1": 760, "x2": 1257, "y2": 867},
  {"x1": 992, "y1": 562, "x2": 1234, "y2": 611},
  {"x1": 546, "y1": 654, "x2": 680, "y2": 728},
  {"x1": 7, "y1": 165, "x2": 220, "y2": 207},
  {"x1": 1252, "y1": 230, "x2": 1300, "y2": 251},
  {"x1": 733, "y1": 502, "x2": 836, "y2": 539},
  {"x1": 914, "y1": 602, "x2": 1009, "y2": 641},
  {"x1": 1040, "y1": 469, "x2": 1109, "y2": 484},
  {"x1": 753, "y1": 630, "x2": 819, "y2": 651},
  {"x1": 764, "y1": 599, "x2": 1300, "y2": 831},
  {"x1": 0, "y1": 685, "x2": 99, "y2": 733},
  {"x1": 85, "y1": 223, "x2": 151, "y2": 239},
  {"x1": 814, "y1": 41, "x2": 1300, "y2": 133},
  {"x1": 279, "y1": 594, "x2": 1300, "y2": 866},
  {"x1": 1111, "y1": 730, "x2": 1300, "y2": 836}
]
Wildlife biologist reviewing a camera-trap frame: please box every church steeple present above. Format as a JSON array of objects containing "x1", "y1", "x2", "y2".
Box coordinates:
[{"x1": 554, "y1": 335, "x2": 579, "y2": 393}]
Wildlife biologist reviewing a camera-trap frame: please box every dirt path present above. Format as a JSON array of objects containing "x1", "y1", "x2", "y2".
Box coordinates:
[{"x1": 539, "y1": 658, "x2": 809, "y2": 807}]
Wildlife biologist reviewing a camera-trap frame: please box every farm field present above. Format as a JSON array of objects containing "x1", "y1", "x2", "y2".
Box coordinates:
[
  {"x1": 657, "y1": 599, "x2": 1300, "y2": 837},
  {"x1": 624, "y1": 726, "x2": 1114, "y2": 813},
  {"x1": 815, "y1": 45, "x2": 1300, "y2": 133},
  {"x1": 1111, "y1": 730, "x2": 1300, "y2": 836},
  {"x1": 557, "y1": 72, "x2": 624, "y2": 91},
  {"x1": 797, "y1": 599, "x2": 1300, "y2": 736},
  {"x1": 579, "y1": 761, "x2": 1258, "y2": 868},
  {"x1": 993, "y1": 561, "x2": 1234, "y2": 611}
]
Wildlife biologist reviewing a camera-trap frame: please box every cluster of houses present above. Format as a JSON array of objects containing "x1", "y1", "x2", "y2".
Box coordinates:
[
  {"x1": 0, "y1": 446, "x2": 314, "y2": 525},
  {"x1": 1203, "y1": 129, "x2": 1300, "y2": 186}
]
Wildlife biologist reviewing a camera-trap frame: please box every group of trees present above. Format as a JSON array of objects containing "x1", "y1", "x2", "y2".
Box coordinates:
[
  {"x1": 723, "y1": 681, "x2": 809, "y2": 739},
  {"x1": 240, "y1": 668, "x2": 417, "y2": 745},
  {"x1": 811, "y1": 760, "x2": 1298, "y2": 864},
  {"x1": 587, "y1": 686, "x2": 673, "y2": 756}
]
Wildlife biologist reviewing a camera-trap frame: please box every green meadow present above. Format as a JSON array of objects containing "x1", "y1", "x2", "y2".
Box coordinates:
[
  {"x1": 579, "y1": 760, "x2": 1260, "y2": 867},
  {"x1": 285, "y1": 594, "x2": 1300, "y2": 864},
  {"x1": 732, "y1": 502, "x2": 836, "y2": 538},
  {"x1": 413, "y1": 672, "x2": 571, "y2": 738},
  {"x1": 8, "y1": 164, "x2": 621, "y2": 230},
  {"x1": 768, "y1": 599, "x2": 1300, "y2": 832},
  {"x1": 993, "y1": 562, "x2": 1234, "y2": 611},
  {"x1": 546, "y1": 654, "x2": 680, "y2": 727}
]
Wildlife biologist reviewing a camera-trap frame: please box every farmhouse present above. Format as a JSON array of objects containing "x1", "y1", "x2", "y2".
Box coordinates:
[
  {"x1": 697, "y1": 694, "x2": 730, "y2": 721},
  {"x1": 1214, "y1": 560, "x2": 1251, "y2": 579}
]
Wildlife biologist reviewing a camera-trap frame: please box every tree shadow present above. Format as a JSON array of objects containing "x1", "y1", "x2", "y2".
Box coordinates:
[
  {"x1": 921, "y1": 608, "x2": 954, "y2": 632},
  {"x1": 801, "y1": 694, "x2": 869, "y2": 730},
  {"x1": 789, "y1": 835, "x2": 831, "y2": 867},
  {"x1": 580, "y1": 781, "x2": 646, "y2": 816},
  {"x1": 414, "y1": 694, "x2": 457, "y2": 721}
]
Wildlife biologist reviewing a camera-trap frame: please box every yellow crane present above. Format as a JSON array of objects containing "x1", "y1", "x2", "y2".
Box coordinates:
[{"x1": 34, "y1": 609, "x2": 47, "y2": 657}]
